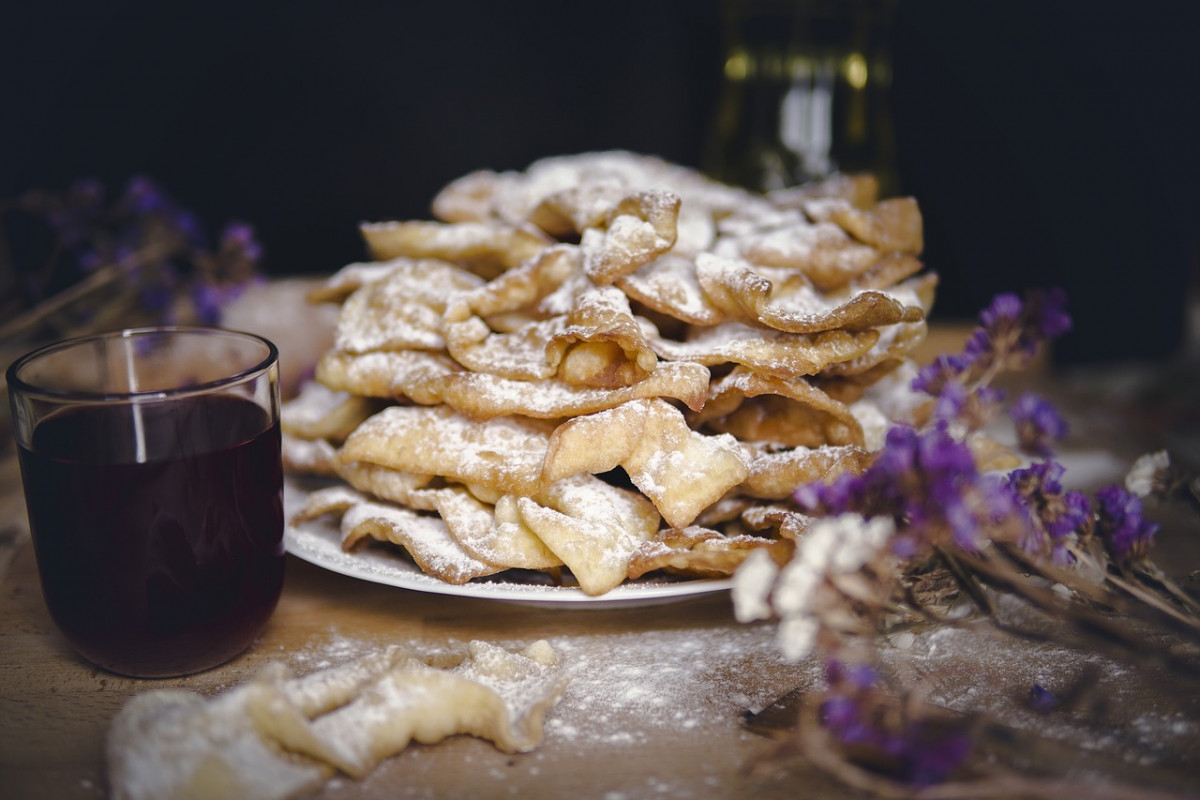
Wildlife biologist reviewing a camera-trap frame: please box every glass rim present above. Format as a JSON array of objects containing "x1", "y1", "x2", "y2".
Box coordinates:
[{"x1": 5, "y1": 325, "x2": 279, "y2": 403}]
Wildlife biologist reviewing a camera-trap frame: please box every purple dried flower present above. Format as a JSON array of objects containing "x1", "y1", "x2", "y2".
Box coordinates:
[
  {"x1": 1027, "y1": 287, "x2": 1072, "y2": 339},
  {"x1": 1011, "y1": 393, "x2": 1068, "y2": 457},
  {"x1": 918, "y1": 423, "x2": 976, "y2": 475},
  {"x1": 139, "y1": 284, "x2": 174, "y2": 314},
  {"x1": 929, "y1": 383, "x2": 1006, "y2": 435},
  {"x1": 797, "y1": 291, "x2": 1078, "y2": 560},
  {"x1": 796, "y1": 425, "x2": 1021, "y2": 557},
  {"x1": 1055, "y1": 490, "x2": 1092, "y2": 539},
  {"x1": 1007, "y1": 461, "x2": 1091, "y2": 563},
  {"x1": 76, "y1": 247, "x2": 105, "y2": 273},
  {"x1": 13, "y1": 174, "x2": 269, "y2": 334},
  {"x1": 123, "y1": 175, "x2": 167, "y2": 215},
  {"x1": 906, "y1": 724, "x2": 974, "y2": 787},
  {"x1": 974, "y1": 385, "x2": 1006, "y2": 411},
  {"x1": 1008, "y1": 461, "x2": 1063, "y2": 500},
  {"x1": 960, "y1": 328, "x2": 993, "y2": 366},
  {"x1": 792, "y1": 478, "x2": 837, "y2": 514},
  {"x1": 45, "y1": 178, "x2": 106, "y2": 247},
  {"x1": 220, "y1": 220, "x2": 259, "y2": 253},
  {"x1": 191, "y1": 282, "x2": 225, "y2": 325},
  {"x1": 980, "y1": 292, "x2": 1024, "y2": 330},
  {"x1": 819, "y1": 660, "x2": 974, "y2": 787},
  {"x1": 912, "y1": 353, "x2": 973, "y2": 396},
  {"x1": 820, "y1": 694, "x2": 860, "y2": 732},
  {"x1": 939, "y1": 494, "x2": 981, "y2": 550},
  {"x1": 1029, "y1": 683, "x2": 1060, "y2": 713},
  {"x1": 1095, "y1": 485, "x2": 1158, "y2": 562},
  {"x1": 931, "y1": 381, "x2": 968, "y2": 422},
  {"x1": 875, "y1": 425, "x2": 920, "y2": 475},
  {"x1": 827, "y1": 659, "x2": 878, "y2": 690},
  {"x1": 950, "y1": 289, "x2": 1075, "y2": 378},
  {"x1": 137, "y1": 260, "x2": 181, "y2": 313},
  {"x1": 117, "y1": 176, "x2": 207, "y2": 252},
  {"x1": 217, "y1": 220, "x2": 264, "y2": 271},
  {"x1": 174, "y1": 209, "x2": 207, "y2": 248},
  {"x1": 960, "y1": 293, "x2": 1024, "y2": 369}
]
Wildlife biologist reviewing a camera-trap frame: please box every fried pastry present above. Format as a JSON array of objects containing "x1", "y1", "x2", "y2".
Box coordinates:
[
  {"x1": 284, "y1": 151, "x2": 936, "y2": 594},
  {"x1": 542, "y1": 399, "x2": 749, "y2": 529},
  {"x1": 107, "y1": 642, "x2": 565, "y2": 799}
]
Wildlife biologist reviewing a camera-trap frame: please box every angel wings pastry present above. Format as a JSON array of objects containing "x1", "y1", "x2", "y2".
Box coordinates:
[{"x1": 283, "y1": 151, "x2": 935, "y2": 595}]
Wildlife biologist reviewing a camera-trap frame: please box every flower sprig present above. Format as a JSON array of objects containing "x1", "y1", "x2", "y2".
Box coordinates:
[
  {"x1": 814, "y1": 661, "x2": 975, "y2": 789},
  {"x1": 1, "y1": 176, "x2": 264, "y2": 343},
  {"x1": 734, "y1": 288, "x2": 1200, "y2": 796}
]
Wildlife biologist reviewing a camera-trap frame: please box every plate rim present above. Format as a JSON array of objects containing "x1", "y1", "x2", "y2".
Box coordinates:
[{"x1": 283, "y1": 481, "x2": 734, "y2": 606}]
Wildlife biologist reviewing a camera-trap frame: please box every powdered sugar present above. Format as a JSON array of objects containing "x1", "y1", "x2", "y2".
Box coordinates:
[
  {"x1": 339, "y1": 499, "x2": 494, "y2": 583},
  {"x1": 542, "y1": 627, "x2": 820, "y2": 745},
  {"x1": 875, "y1": 593, "x2": 1200, "y2": 774},
  {"x1": 272, "y1": 597, "x2": 1198, "y2": 794},
  {"x1": 281, "y1": 623, "x2": 820, "y2": 752}
]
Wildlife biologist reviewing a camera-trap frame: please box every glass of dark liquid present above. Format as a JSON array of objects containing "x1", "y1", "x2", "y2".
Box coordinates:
[{"x1": 7, "y1": 327, "x2": 284, "y2": 678}]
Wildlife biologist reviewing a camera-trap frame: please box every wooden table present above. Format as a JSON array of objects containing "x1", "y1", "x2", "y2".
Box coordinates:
[
  {"x1": 0, "y1": 458, "x2": 840, "y2": 799},
  {"x1": 3, "y1": 331, "x2": 1200, "y2": 799}
]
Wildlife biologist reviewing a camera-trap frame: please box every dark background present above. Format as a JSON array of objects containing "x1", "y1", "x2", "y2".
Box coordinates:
[{"x1": 2, "y1": 0, "x2": 1197, "y2": 363}]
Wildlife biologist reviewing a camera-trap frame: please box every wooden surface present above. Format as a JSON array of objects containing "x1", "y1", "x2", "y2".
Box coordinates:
[
  {"x1": 3, "y1": 324, "x2": 1200, "y2": 798},
  {"x1": 0, "y1": 468, "x2": 841, "y2": 800}
]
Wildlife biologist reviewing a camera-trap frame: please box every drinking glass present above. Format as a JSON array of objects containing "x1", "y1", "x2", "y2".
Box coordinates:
[{"x1": 7, "y1": 327, "x2": 284, "y2": 677}]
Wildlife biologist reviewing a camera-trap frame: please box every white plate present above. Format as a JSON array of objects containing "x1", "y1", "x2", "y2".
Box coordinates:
[{"x1": 283, "y1": 480, "x2": 733, "y2": 608}]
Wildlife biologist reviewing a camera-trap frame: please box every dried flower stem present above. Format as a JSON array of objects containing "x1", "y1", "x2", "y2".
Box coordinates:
[
  {"x1": 737, "y1": 287, "x2": 1200, "y2": 795},
  {"x1": 761, "y1": 694, "x2": 1194, "y2": 800},
  {"x1": 0, "y1": 240, "x2": 171, "y2": 341},
  {"x1": 951, "y1": 545, "x2": 1200, "y2": 675},
  {"x1": 2, "y1": 176, "x2": 264, "y2": 346}
]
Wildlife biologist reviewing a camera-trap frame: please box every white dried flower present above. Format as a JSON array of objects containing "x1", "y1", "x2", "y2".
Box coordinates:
[
  {"x1": 778, "y1": 617, "x2": 821, "y2": 662},
  {"x1": 740, "y1": 513, "x2": 896, "y2": 662},
  {"x1": 731, "y1": 548, "x2": 779, "y2": 623},
  {"x1": 1126, "y1": 450, "x2": 1170, "y2": 498}
]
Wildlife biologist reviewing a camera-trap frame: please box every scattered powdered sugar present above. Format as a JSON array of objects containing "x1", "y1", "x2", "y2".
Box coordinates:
[
  {"x1": 279, "y1": 624, "x2": 821, "y2": 754},
  {"x1": 848, "y1": 398, "x2": 890, "y2": 451},
  {"x1": 620, "y1": 255, "x2": 720, "y2": 324},
  {"x1": 878, "y1": 594, "x2": 1200, "y2": 772},
  {"x1": 340, "y1": 499, "x2": 494, "y2": 583},
  {"x1": 275, "y1": 605, "x2": 1197, "y2": 790},
  {"x1": 285, "y1": 630, "x2": 386, "y2": 672},
  {"x1": 541, "y1": 626, "x2": 819, "y2": 746},
  {"x1": 740, "y1": 220, "x2": 838, "y2": 262},
  {"x1": 351, "y1": 405, "x2": 549, "y2": 494}
]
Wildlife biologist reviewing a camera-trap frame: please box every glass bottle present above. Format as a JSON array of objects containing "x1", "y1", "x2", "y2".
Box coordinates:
[{"x1": 705, "y1": 0, "x2": 899, "y2": 195}]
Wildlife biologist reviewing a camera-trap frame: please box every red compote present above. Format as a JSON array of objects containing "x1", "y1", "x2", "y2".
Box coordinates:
[{"x1": 16, "y1": 393, "x2": 284, "y2": 677}]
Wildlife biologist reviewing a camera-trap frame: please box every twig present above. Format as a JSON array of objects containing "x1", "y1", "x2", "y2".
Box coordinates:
[
  {"x1": 1129, "y1": 561, "x2": 1200, "y2": 616},
  {"x1": 0, "y1": 240, "x2": 175, "y2": 342},
  {"x1": 933, "y1": 546, "x2": 995, "y2": 616},
  {"x1": 958, "y1": 546, "x2": 1200, "y2": 675}
]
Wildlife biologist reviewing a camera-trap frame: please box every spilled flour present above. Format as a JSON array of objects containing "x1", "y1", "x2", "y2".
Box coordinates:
[
  {"x1": 543, "y1": 626, "x2": 820, "y2": 745},
  {"x1": 283, "y1": 623, "x2": 822, "y2": 750},
  {"x1": 878, "y1": 594, "x2": 1200, "y2": 778},
  {"x1": 276, "y1": 601, "x2": 1197, "y2": 797}
]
